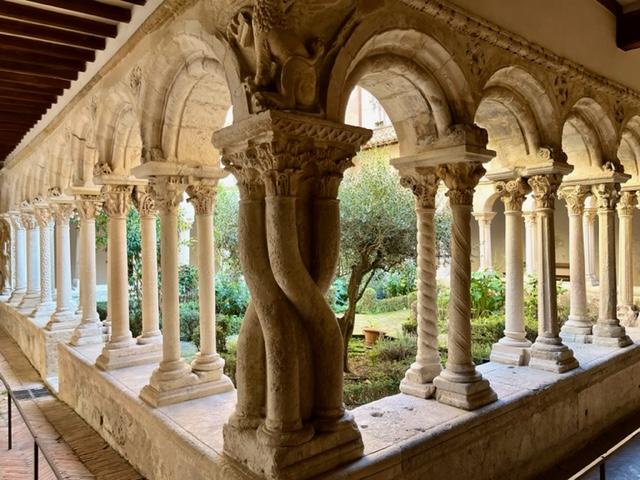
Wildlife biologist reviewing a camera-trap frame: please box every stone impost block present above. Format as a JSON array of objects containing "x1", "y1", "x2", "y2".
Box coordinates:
[
  {"x1": 489, "y1": 341, "x2": 531, "y2": 366},
  {"x1": 433, "y1": 375, "x2": 497, "y2": 410}
]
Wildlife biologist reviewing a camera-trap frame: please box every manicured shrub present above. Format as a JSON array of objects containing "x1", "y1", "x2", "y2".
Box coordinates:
[
  {"x1": 356, "y1": 287, "x2": 377, "y2": 314},
  {"x1": 369, "y1": 334, "x2": 417, "y2": 363},
  {"x1": 96, "y1": 301, "x2": 107, "y2": 321}
]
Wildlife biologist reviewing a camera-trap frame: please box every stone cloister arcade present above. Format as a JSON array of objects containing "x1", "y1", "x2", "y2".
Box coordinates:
[{"x1": 2, "y1": 1, "x2": 640, "y2": 479}]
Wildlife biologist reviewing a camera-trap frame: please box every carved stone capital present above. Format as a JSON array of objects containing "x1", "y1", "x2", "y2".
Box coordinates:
[
  {"x1": 33, "y1": 206, "x2": 54, "y2": 228},
  {"x1": 187, "y1": 184, "x2": 217, "y2": 216},
  {"x1": 76, "y1": 195, "x2": 102, "y2": 220},
  {"x1": 495, "y1": 178, "x2": 531, "y2": 212},
  {"x1": 558, "y1": 185, "x2": 590, "y2": 215},
  {"x1": 399, "y1": 167, "x2": 439, "y2": 209},
  {"x1": 20, "y1": 212, "x2": 37, "y2": 230},
  {"x1": 53, "y1": 203, "x2": 75, "y2": 224},
  {"x1": 591, "y1": 183, "x2": 620, "y2": 211},
  {"x1": 536, "y1": 146, "x2": 568, "y2": 165},
  {"x1": 150, "y1": 176, "x2": 187, "y2": 214},
  {"x1": 437, "y1": 162, "x2": 485, "y2": 206},
  {"x1": 133, "y1": 186, "x2": 157, "y2": 218},
  {"x1": 618, "y1": 191, "x2": 637, "y2": 217},
  {"x1": 527, "y1": 174, "x2": 562, "y2": 209},
  {"x1": 102, "y1": 185, "x2": 133, "y2": 218},
  {"x1": 10, "y1": 213, "x2": 24, "y2": 230}
]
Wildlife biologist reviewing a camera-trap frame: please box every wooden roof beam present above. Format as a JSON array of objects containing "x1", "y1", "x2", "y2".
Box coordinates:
[
  {"x1": 0, "y1": 33, "x2": 95, "y2": 61},
  {"x1": 0, "y1": 79, "x2": 64, "y2": 96},
  {"x1": 0, "y1": 18, "x2": 106, "y2": 50},
  {"x1": 0, "y1": 68, "x2": 73, "y2": 88},
  {"x1": 0, "y1": 45, "x2": 86, "y2": 71},
  {"x1": 25, "y1": 0, "x2": 132, "y2": 23},
  {"x1": 0, "y1": 89, "x2": 56, "y2": 104},
  {"x1": 0, "y1": 59, "x2": 79, "y2": 81}
]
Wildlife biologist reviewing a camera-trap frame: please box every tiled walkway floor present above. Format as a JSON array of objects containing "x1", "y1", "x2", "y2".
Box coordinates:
[{"x1": 0, "y1": 331, "x2": 143, "y2": 479}]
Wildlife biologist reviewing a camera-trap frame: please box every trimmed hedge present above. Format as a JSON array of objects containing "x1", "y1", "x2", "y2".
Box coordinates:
[{"x1": 357, "y1": 290, "x2": 417, "y2": 314}]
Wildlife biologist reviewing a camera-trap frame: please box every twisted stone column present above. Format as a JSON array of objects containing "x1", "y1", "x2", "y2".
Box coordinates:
[
  {"x1": 140, "y1": 176, "x2": 200, "y2": 406},
  {"x1": 523, "y1": 210, "x2": 537, "y2": 276},
  {"x1": 70, "y1": 196, "x2": 103, "y2": 345},
  {"x1": 473, "y1": 211, "x2": 495, "y2": 271},
  {"x1": 18, "y1": 210, "x2": 40, "y2": 313},
  {"x1": 591, "y1": 184, "x2": 632, "y2": 347},
  {"x1": 617, "y1": 191, "x2": 638, "y2": 326},
  {"x1": 0, "y1": 215, "x2": 12, "y2": 297},
  {"x1": 187, "y1": 184, "x2": 230, "y2": 385},
  {"x1": 213, "y1": 111, "x2": 370, "y2": 479},
  {"x1": 433, "y1": 162, "x2": 496, "y2": 410},
  {"x1": 583, "y1": 205, "x2": 599, "y2": 287},
  {"x1": 48, "y1": 203, "x2": 76, "y2": 328},
  {"x1": 8, "y1": 213, "x2": 26, "y2": 306},
  {"x1": 527, "y1": 175, "x2": 578, "y2": 372},
  {"x1": 133, "y1": 187, "x2": 162, "y2": 345},
  {"x1": 490, "y1": 178, "x2": 531, "y2": 365},
  {"x1": 31, "y1": 205, "x2": 55, "y2": 318},
  {"x1": 396, "y1": 168, "x2": 441, "y2": 398},
  {"x1": 96, "y1": 185, "x2": 138, "y2": 369},
  {"x1": 558, "y1": 185, "x2": 592, "y2": 342}
]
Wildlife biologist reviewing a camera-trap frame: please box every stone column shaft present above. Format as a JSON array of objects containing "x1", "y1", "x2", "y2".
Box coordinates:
[
  {"x1": 18, "y1": 212, "x2": 40, "y2": 312},
  {"x1": 523, "y1": 211, "x2": 537, "y2": 276},
  {"x1": 591, "y1": 184, "x2": 631, "y2": 347},
  {"x1": 490, "y1": 179, "x2": 531, "y2": 365},
  {"x1": 32, "y1": 206, "x2": 55, "y2": 317},
  {"x1": 617, "y1": 191, "x2": 637, "y2": 326},
  {"x1": 474, "y1": 212, "x2": 495, "y2": 271},
  {"x1": 558, "y1": 186, "x2": 591, "y2": 342},
  {"x1": 583, "y1": 207, "x2": 598, "y2": 286},
  {"x1": 395, "y1": 168, "x2": 441, "y2": 398},
  {"x1": 8, "y1": 214, "x2": 26, "y2": 305},
  {"x1": 527, "y1": 174, "x2": 578, "y2": 373}
]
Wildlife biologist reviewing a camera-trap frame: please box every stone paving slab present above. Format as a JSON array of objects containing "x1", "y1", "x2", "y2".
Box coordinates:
[{"x1": 0, "y1": 329, "x2": 143, "y2": 480}]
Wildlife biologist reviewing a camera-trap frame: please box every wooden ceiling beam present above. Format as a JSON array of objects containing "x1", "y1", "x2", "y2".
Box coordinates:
[
  {"x1": 0, "y1": 18, "x2": 106, "y2": 50},
  {"x1": 118, "y1": 0, "x2": 146, "y2": 5},
  {"x1": 0, "y1": 79, "x2": 63, "y2": 96},
  {"x1": 618, "y1": 9, "x2": 640, "y2": 50},
  {"x1": 0, "y1": 33, "x2": 95, "y2": 61},
  {"x1": 0, "y1": 89, "x2": 56, "y2": 104},
  {"x1": 26, "y1": 0, "x2": 132, "y2": 23},
  {"x1": 0, "y1": 60, "x2": 78, "y2": 81},
  {"x1": 0, "y1": 117, "x2": 41, "y2": 126},
  {"x1": 0, "y1": 97, "x2": 50, "y2": 110},
  {"x1": 0, "y1": 45, "x2": 86, "y2": 71},
  {"x1": 0, "y1": 103, "x2": 47, "y2": 115},
  {"x1": 0, "y1": 2, "x2": 118, "y2": 38}
]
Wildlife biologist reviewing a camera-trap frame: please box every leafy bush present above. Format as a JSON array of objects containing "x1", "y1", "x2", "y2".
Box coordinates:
[
  {"x1": 356, "y1": 288, "x2": 377, "y2": 314},
  {"x1": 328, "y1": 276, "x2": 348, "y2": 313},
  {"x1": 402, "y1": 304, "x2": 417, "y2": 335},
  {"x1": 369, "y1": 334, "x2": 417, "y2": 363},
  {"x1": 178, "y1": 265, "x2": 199, "y2": 302},
  {"x1": 215, "y1": 272, "x2": 249, "y2": 317},
  {"x1": 437, "y1": 284, "x2": 450, "y2": 332},
  {"x1": 96, "y1": 301, "x2": 107, "y2": 321},
  {"x1": 216, "y1": 314, "x2": 243, "y2": 353},
  {"x1": 221, "y1": 341, "x2": 237, "y2": 385},
  {"x1": 179, "y1": 301, "x2": 200, "y2": 343},
  {"x1": 470, "y1": 270, "x2": 505, "y2": 319},
  {"x1": 357, "y1": 291, "x2": 417, "y2": 315}
]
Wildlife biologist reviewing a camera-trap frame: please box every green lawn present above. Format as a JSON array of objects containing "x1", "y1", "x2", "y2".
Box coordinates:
[{"x1": 353, "y1": 309, "x2": 410, "y2": 338}]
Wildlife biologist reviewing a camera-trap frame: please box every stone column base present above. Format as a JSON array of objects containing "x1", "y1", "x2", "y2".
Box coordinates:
[
  {"x1": 433, "y1": 373, "x2": 497, "y2": 410},
  {"x1": 45, "y1": 312, "x2": 80, "y2": 331},
  {"x1": 592, "y1": 324, "x2": 633, "y2": 348},
  {"x1": 29, "y1": 301, "x2": 56, "y2": 319},
  {"x1": 223, "y1": 415, "x2": 363, "y2": 480},
  {"x1": 96, "y1": 342, "x2": 161, "y2": 370},
  {"x1": 529, "y1": 341, "x2": 579, "y2": 373},
  {"x1": 70, "y1": 322, "x2": 104, "y2": 346},
  {"x1": 18, "y1": 293, "x2": 40, "y2": 313},
  {"x1": 8, "y1": 290, "x2": 26, "y2": 306},
  {"x1": 137, "y1": 331, "x2": 162, "y2": 345},
  {"x1": 489, "y1": 340, "x2": 531, "y2": 366},
  {"x1": 399, "y1": 362, "x2": 440, "y2": 399},
  {"x1": 618, "y1": 305, "x2": 639, "y2": 328},
  {"x1": 400, "y1": 378, "x2": 436, "y2": 399},
  {"x1": 560, "y1": 318, "x2": 593, "y2": 343}
]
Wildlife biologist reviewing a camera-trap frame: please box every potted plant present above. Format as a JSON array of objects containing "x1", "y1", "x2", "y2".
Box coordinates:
[{"x1": 362, "y1": 322, "x2": 385, "y2": 346}]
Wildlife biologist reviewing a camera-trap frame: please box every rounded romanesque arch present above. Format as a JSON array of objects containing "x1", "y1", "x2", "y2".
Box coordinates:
[{"x1": 618, "y1": 115, "x2": 640, "y2": 187}]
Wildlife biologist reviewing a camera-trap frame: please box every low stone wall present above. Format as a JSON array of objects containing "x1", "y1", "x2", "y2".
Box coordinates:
[
  {"x1": 56, "y1": 338, "x2": 640, "y2": 480},
  {"x1": 0, "y1": 303, "x2": 73, "y2": 381}
]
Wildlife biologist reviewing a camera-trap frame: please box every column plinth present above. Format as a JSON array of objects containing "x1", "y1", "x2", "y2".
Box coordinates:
[
  {"x1": 392, "y1": 168, "x2": 441, "y2": 398},
  {"x1": 18, "y1": 208, "x2": 41, "y2": 313},
  {"x1": 559, "y1": 186, "x2": 592, "y2": 343},
  {"x1": 187, "y1": 182, "x2": 233, "y2": 394},
  {"x1": 527, "y1": 173, "x2": 579, "y2": 373},
  {"x1": 433, "y1": 161, "x2": 497, "y2": 410},
  {"x1": 490, "y1": 179, "x2": 531, "y2": 365},
  {"x1": 591, "y1": 184, "x2": 632, "y2": 347},
  {"x1": 8, "y1": 213, "x2": 26, "y2": 306},
  {"x1": 617, "y1": 191, "x2": 638, "y2": 327}
]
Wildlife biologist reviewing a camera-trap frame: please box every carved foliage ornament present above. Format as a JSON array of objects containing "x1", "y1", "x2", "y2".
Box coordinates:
[
  {"x1": 495, "y1": 178, "x2": 530, "y2": 212},
  {"x1": 187, "y1": 184, "x2": 217, "y2": 216},
  {"x1": 618, "y1": 191, "x2": 637, "y2": 216},
  {"x1": 591, "y1": 183, "x2": 620, "y2": 211},
  {"x1": 528, "y1": 174, "x2": 562, "y2": 209},
  {"x1": 399, "y1": 167, "x2": 439, "y2": 210},
  {"x1": 558, "y1": 185, "x2": 590, "y2": 215},
  {"x1": 93, "y1": 161, "x2": 113, "y2": 178},
  {"x1": 102, "y1": 186, "x2": 132, "y2": 218},
  {"x1": 20, "y1": 213, "x2": 37, "y2": 230},
  {"x1": 54, "y1": 204, "x2": 75, "y2": 224},
  {"x1": 437, "y1": 162, "x2": 485, "y2": 206},
  {"x1": 76, "y1": 195, "x2": 102, "y2": 220},
  {"x1": 34, "y1": 206, "x2": 53, "y2": 228},
  {"x1": 150, "y1": 177, "x2": 187, "y2": 214},
  {"x1": 133, "y1": 187, "x2": 157, "y2": 217}
]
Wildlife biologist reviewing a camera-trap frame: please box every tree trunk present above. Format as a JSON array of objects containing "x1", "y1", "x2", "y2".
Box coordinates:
[{"x1": 339, "y1": 265, "x2": 364, "y2": 373}]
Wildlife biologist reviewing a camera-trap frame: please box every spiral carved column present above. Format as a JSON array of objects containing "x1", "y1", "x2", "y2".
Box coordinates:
[
  {"x1": 558, "y1": 185, "x2": 592, "y2": 342},
  {"x1": 213, "y1": 111, "x2": 371, "y2": 479},
  {"x1": 432, "y1": 162, "x2": 497, "y2": 410},
  {"x1": 490, "y1": 178, "x2": 532, "y2": 365},
  {"x1": 32, "y1": 204, "x2": 55, "y2": 318},
  {"x1": 395, "y1": 168, "x2": 441, "y2": 398},
  {"x1": 591, "y1": 184, "x2": 632, "y2": 347},
  {"x1": 527, "y1": 174, "x2": 578, "y2": 373},
  {"x1": 617, "y1": 191, "x2": 638, "y2": 326},
  {"x1": 8, "y1": 212, "x2": 26, "y2": 306}
]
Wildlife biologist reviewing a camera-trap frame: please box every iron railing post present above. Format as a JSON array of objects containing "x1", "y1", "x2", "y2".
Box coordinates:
[{"x1": 7, "y1": 393, "x2": 11, "y2": 450}]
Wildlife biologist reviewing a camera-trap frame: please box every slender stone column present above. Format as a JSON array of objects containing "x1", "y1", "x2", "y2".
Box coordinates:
[
  {"x1": 523, "y1": 210, "x2": 537, "y2": 276},
  {"x1": 617, "y1": 191, "x2": 638, "y2": 326},
  {"x1": 558, "y1": 185, "x2": 592, "y2": 342},
  {"x1": 96, "y1": 185, "x2": 138, "y2": 369},
  {"x1": 473, "y1": 211, "x2": 495, "y2": 271},
  {"x1": 394, "y1": 168, "x2": 441, "y2": 398},
  {"x1": 70, "y1": 196, "x2": 103, "y2": 345},
  {"x1": 18, "y1": 209, "x2": 41, "y2": 313},
  {"x1": 490, "y1": 178, "x2": 532, "y2": 365},
  {"x1": 7, "y1": 214, "x2": 16, "y2": 294},
  {"x1": 8, "y1": 213, "x2": 26, "y2": 306},
  {"x1": 31, "y1": 205, "x2": 55, "y2": 318},
  {"x1": 591, "y1": 184, "x2": 632, "y2": 347},
  {"x1": 0, "y1": 216, "x2": 12, "y2": 297},
  {"x1": 187, "y1": 183, "x2": 229, "y2": 382},
  {"x1": 133, "y1": 187, "x2": 162, "y2": 345},
  {"x1": 433, "y1": 162, "x2": 497, "y2": 410},
  {"x1": 141, "y1": 176, "x2": 199, "y2": 406},
  {"x1": 48, "y1": 203, "x2": 76, "y2": 329},
  {"x1": 527, "y1": 174, "x2": 578, "y2": 373},
  {"x1": 583, "y1": 203, "x2": 599, "y2": 287}
]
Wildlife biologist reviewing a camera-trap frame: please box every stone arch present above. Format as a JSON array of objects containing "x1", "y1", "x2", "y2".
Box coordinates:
[
  {"x1": 618, "y1": 115, "x2": 640, "y2": 187},
  {"x1": 327, "y1": 26, "x2": 474, "y2": 156},
  {"x1": 474, "y1": 66, "x2": 554, "y2": 173},
  {"x1": 562, "y1": 97, "x2": 620, "y2": 177}
]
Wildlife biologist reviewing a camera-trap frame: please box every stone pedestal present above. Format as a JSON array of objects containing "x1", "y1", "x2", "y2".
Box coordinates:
[
  {"x1": 527, "y1": 169, "x2": 578, "y2": 373},
  {"x1": 591, "y1": 184, "x2": 632, "y2": 347},
  {"x1": 617, "y1": 191, "x2": 638, "y2": 327},
  {"x1": 490, "y1": 179, "x2": 531, "y2": 365},
  {"x1": 433, "y1": 157, "x2": 496, "y2": 410},
  {"x1": 390, "y1": 166, "x2": 441, "y2": 398},
  {"x1": 559, "y1": 185, "x2": 592, "y2": 343}
]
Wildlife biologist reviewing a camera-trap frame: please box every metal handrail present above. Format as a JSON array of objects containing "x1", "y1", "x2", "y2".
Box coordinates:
[
  {"x1": 0, "y1": 374, "x2": 64, "y2": 480},
  {"x1": 569, "y1": 425, "x2": 640, "y2": 480}
]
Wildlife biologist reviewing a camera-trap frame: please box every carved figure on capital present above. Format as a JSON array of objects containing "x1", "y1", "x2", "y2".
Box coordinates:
[
  {"x1": 495, "y1": 178, "x2": 530, "y2": 212},
  {"x1": 558, "y1": 185, "x2": 590, "y2": 215},
  {"x1": 528, "y1": 174, "x2": 562, "y2": 209},
  {"x1": 102, "y1": 185, "x2": 133, "y2": 218},
  {"x1": 592, "y1": 183, "x2": 620, "y2": 211},
  {"x1": 133, "y1": 186, "x2": 157, "y2": 218}
]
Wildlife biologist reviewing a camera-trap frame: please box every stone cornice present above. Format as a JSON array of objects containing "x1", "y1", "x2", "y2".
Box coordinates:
[{"x1": 400, "y1": 0, "x2": 640, "y2": 105}]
